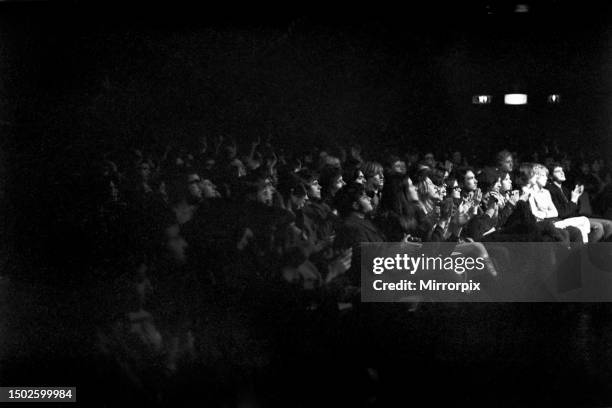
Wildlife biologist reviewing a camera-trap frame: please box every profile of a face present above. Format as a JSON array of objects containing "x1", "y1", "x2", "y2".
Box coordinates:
[
  {"x1": 492, "y1": 178, "x2": 502, "y2": 193},
  {"x1": 500, "y1": 155, "x2": 513, "y2": 172},
  {"x1": 426, "y1": 178, "x2": 441, "y2": 201},
  {"x1": 501, "y1": 173, "x2": 512, "y2": 192},
  {"x1": 332, "y1": 176, "x2": 346, "y2": 195},
  {"x1": 200, "y1": 179, "x2": 220, "y2": 198},
  {"x1": 406, "y1": 178, "x2": 419, "y2": 201},
  {"x1": 535, "y1": 172, "x2": 548, "y2": 188},
  {"x1": 449, "y1": 181, "x2": 461, "y2": 199},
  {"x1": 552, "y1": 167, "x2": 566, "y2": 183},
  {"x1": 355, "y1": 171, "x2": 366, "y2": 185},
  {"x1": 308, "y1": 179, "x2": 322, "y2": 200},
  {"x1": 187, "y1": 174, "x2": 203, "y2": 200},
  {"x1": 369, "y1": 173, "x2": 384, "y2": 190},
  {"x1": 291, "y1": 193, "x2": 309, "y2": 210},
  {"x1": 463, "y1": 171, "x2": 477, "y2": 192}
]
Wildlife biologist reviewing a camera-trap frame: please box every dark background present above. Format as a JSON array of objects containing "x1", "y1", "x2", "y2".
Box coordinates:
[{"x1": 3, "y1": 1, "x2": 612, "y2": 405}]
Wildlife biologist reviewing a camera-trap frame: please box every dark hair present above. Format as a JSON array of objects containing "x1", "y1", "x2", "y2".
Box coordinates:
[
  {"x1": 334, "y1": 182, "x2": 366, "y2": 217},
  {"x1": 379, "y1": 174, "x2": 411, "y2": 215},
  {"x1": 236, "y1": 171, "x2": 270, "y2": 200},
  {"x1": 296, "y1": 168, "x2": 318, "y2": 185},
  {"x1": 456, "y1": 167, "x2": 476, "y2": 188},
  {"x1": 277, "y1": 172, "x2": 307, "y2": 199},
  {"x1": 548, "y1": 162, "x2": 564, "y2": 176},
  {"x1": 516, "y1": 162, "x2": 535, "y2": 188},
  {"x1": 319, "y1": 165, "x2": 343, "y2": 197},
  {"x1": 477, "y1": 167, "x2": 501, "y2": 193},
  {"x1": 386, "y1": 155, "x2": 401, "y2": 168},
  {"x1": 362, "y1": 161, "x2": 384, "y2": 179},
  {"x1": 431, "y1": 164, "x2": 447, "y2": 186},
  {"x1": 444, "y1": 175, "x2": 459, "y2": 196}
]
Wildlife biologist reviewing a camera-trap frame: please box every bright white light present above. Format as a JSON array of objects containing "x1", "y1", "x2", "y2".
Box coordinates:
[
  {"x1": 548, "y1": 94, "x2": 560, "y2": 103},
  {"x1": 504, "y1": 94, "x2": 528, "y2": 105},
  {"x1": 472, "y1": 95, "x2": 492, "y2": 104}
]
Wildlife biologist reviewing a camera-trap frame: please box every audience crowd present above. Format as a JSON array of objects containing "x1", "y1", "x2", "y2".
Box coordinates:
[{"x1": 83, "y1": 134, "x2": 612, "y2": 405}]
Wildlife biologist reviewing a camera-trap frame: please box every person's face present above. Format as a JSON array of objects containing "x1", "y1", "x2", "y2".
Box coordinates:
[
  {"x1": 392, "y1": 161, "x2": 406, "y2": 174},
  {"x1": 232, "y1": 159, "x2": 247, "y2": 177},
  {"x1": 406, "y1": 178, "x2": 419, "y2": 201},
  {"x1": 426, "y1": 177, "x2": 441, "y2": 201},
  {"x1": 308, "y1": 179, "x2": 321, "y2": 200},
  {"x1": 438, "y1": 184, "x2": 447, "y2": 199},
  {"x1": 448, "y1": 180, "x2": 461, "y2": 199},
  {"x1": 492, "y1": 178, "x2": 502, "y2": 193},
  {"x1": 501, "y1": 173, "x2": 512, "y2": 192},
  {"x1": 357, "y1": 193, "x2": 373, "y2": 214},
  {"x1": 332, "y1": 176, "x2": 346, "y2": 195},
  {"x1": 257, "y1": 179, "x2": 275, "y2": 206},
  {"x1": 355, "y1": 171, "x2": 366, "y2": 185},
  {"x1": 535, "y1": 172, "x2": 548, "y2": 188},
  {"x1": 187, "y1": 174, "x2": 203, "y2": 200},
  {"x1": 552, "y1": 167, "x2": 566, "y2": 183},
  {"x1": 500, "y1": 155, "x2": 513, "y2": 172},
  {"x1": 368, "y1": 172, "x2": 384, "y2": 190},
  {"x1": 424, "y1": 153, "x2": 435, "y2": 167},
  {"x1": 291, "y1": 193, "x2": 309, "y2": 210},
  {"x1": 200, "y1": 179, "x2": 220, "y2": 198},
  {"x1": 463, "y1": 171, "x2": 477, "y2": 191}
]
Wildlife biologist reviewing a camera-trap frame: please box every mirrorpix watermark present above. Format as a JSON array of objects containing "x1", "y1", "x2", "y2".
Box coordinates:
[{"x1": 360, "y1": 242, "x2": 612, "y2": 302}]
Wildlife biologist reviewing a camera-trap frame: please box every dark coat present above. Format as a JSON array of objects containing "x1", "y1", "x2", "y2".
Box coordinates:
[{"x1": 546, "y1": 182, "x2": 578, "y2": 219}]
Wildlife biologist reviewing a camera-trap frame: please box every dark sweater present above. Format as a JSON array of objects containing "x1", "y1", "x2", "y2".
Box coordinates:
[{"x1": 546, "y1": 182, "x2": 578, "y2": 219}]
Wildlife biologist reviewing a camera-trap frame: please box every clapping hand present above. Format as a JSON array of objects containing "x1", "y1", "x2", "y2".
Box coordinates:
[
  {"x1": 327, "y1": 248, "x2": 352, "y2": 283},
  {"x1": 571, "y1": 184, "x2": 584, "y2": 203}
]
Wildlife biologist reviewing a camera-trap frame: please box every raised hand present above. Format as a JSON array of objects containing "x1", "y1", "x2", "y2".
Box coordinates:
[
  {"x1": 508, "y1": 190, "x2": 520, "y2": 206},
  {"x1": 327, "y1": 248, "x2": 352, "y2": 283},
  {"x1": 474, "y1": 188, "x2": 483, "y2": 205},
  {"x1": 571, "y1": 184, "x2": 584, "y2": 203}
]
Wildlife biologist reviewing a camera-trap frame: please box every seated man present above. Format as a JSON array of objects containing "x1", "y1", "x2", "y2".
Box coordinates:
[
  {"x1": 547, "y1": 163, "x2": 612, "y2": 242},
  {"x1": 334, "y1": 182, "x2": 386, "y2": 285}
]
